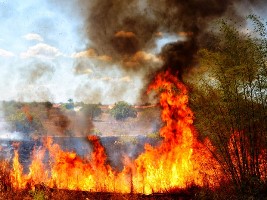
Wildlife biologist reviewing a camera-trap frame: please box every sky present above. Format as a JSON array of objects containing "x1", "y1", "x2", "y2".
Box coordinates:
[
  {"x1": 0, "y1": 0, "x2": 81, "y2": 102},
  {"x1": 0, "y1": 0, "x2": 266, "y2": 104},
  {"x1": 0, "y1": 0, "x2": 165, "y2": 104}
]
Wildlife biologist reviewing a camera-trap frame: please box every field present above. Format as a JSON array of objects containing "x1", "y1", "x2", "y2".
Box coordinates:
[{"x1": 34, "y1": 104, "x2": 162, "y2": 138}]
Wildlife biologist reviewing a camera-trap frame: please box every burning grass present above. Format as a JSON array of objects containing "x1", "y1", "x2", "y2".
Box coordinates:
[
  {"x1": 0, "y1": 188, "x2": 201, "y2": 200},
  {"x1": 0, "y1": 160, "x2": 210, "y2": 199},
  {"x1": 0, "y1": 71, "x2": 266, "y2": 199},
  {"x1": 5, "y1": 71, "x2": 221, "y2": 193}
]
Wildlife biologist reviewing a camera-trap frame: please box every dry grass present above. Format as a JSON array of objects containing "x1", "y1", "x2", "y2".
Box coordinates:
[
  {"x1": 0, "y1": 164, "x2": 196, "y2": 200},
  {"x1": 0, "y1": 179, "x2": 266, "y2": 199},
  {"x1": 0, "y1": 189, "x2": 193, "y2": 200}
]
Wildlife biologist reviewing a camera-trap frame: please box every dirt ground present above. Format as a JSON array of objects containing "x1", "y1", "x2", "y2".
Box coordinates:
[{"x1": 42, "y1": 106, "x2": 162, "y2": 137}]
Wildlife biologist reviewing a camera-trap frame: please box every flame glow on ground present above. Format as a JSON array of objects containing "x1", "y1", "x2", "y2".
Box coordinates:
[{"x1": 10, "y1": 71, "x2": 222, "y2": 194}]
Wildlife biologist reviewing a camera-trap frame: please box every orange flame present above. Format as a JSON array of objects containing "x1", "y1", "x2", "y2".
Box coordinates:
[
  {"x1": 10, "y1": 70, "x2": 222, "y2": 194},
  {"x1": 228, "y1": 130, "x2": 267, "y2": 181},
  {"x1": 11, "y1": 150, "x2": 25, "y2": 189},
  {"x1": 132, "y1": 71, "x2": 221, "y2": 193}
]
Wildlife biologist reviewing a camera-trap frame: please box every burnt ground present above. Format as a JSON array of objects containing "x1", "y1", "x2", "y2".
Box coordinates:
[{"x1": 0, "y1": 188, "x2": 201, "y2": 200}]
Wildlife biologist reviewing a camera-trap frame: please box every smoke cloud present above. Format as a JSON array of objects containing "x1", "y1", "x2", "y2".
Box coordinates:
[
  {"x1": 15, "y1": 61, "x2": 55, "y2": 102},
  {"x1": 75, "y1": 0, "x2": 265, "y2": 79},
  {"x1": 47, "y1": 0, "x2": 266, "y2": 104},
  {"x1": 23, "y1": 61, "x2": 55, "y2": 84}
]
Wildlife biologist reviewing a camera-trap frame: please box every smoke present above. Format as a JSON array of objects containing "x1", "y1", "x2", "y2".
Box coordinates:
[
  {"x1": 45, "y1": 0, "x2": 267, "y2": 104},
  {"x1": 0, "y1": 102, "x2": 10, "y2": 139},
  {"x1": 0, "y1": 101, "x2": 25, "y2": 163},
  {"x1": 73, "y1": 0, "x2": 265, "y2": 80},
  {"x1": 15, "y1": 61, "x2": 55, "y2": 102},
  {"x1": 23, "y1": 61, "x2": 55, "y2": 84}
]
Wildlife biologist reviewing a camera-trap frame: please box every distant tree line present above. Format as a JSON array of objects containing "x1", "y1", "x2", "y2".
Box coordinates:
[{"x1": 1, "y1": 99, "x2": 139, "y2": 137}]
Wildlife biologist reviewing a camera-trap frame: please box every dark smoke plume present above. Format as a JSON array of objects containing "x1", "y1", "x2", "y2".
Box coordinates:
[
  {"x1": 77, "y1": 0, "x2": 264, "y2": 79},
  {"x1": 46, "y1": 0, "x2": 261, "y2": 106}
]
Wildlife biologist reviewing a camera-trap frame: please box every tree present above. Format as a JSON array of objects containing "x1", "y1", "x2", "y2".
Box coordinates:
[
  {"x1": 2, "y1": 101, "x2": 23, "y2": 118},
  {"x1": 188, "y1": 16, "x2": 267, "y2": 196},
  {"x1": 110, "y1": 101, "x2": 137, "y2": 120},
  {"x1": 43, "y1": 101, "x2": 53, "y2": 109},
  {"x1": 65, "y1": 99, "x2": 74, "y2": 110},
  {"x1": 8, "y1": 110, "x2": 43, "y2": 134}
]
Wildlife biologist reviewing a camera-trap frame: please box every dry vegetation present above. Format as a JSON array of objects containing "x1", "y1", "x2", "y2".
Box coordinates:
[{"x1": 0, "y1": 160, "x2": 201, "y2": 200}]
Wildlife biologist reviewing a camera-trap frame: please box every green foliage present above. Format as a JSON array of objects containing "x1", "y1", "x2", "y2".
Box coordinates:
[
  {"x1": 110, "y1": 101, "x2": 137, "y2": 120},
  {"x1": 43, "y1": 101, "x2": 53, "y2": 109},
  {"x1": 64, "y1": 99, "x2": 74, "y2": 110},
  {"x1": 146, "y1": 131, "x2": 161, "y2": 139},
  {"x1": 1, "y1": 101, "x2": 55, "y2": 136},
  {"x1": 80, "y1": 104, "x2": 102, "y2": 119},
  {"x1": 190, "y1": 16, "x2": 267, "y2": 195},
  {"x1": 7, "y1": 111, "x2": 43, "y2": 134},
  {"x1": 2, "y1": 101, "x2": 23, "y2": 118}
]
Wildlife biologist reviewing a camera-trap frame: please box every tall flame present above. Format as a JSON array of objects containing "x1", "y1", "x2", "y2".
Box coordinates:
[
  {"x1": 132, "y1": 70, "x2": 221, "y2": 193},
  {"x1": 10, "y1": 70, "x2": 221, "y2": 194}
]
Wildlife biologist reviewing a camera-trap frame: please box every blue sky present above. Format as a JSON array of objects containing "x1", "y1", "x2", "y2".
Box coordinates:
[
  {"x1": 0, "y1": 0, "x2": 82, "y2": 102},
  {"x1": 0, "y1": 0, "x2": 152, "y2": 104}
]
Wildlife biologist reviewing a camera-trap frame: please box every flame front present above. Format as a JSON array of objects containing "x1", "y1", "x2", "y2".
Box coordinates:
[
  {"x1": 132, "y1": 71, "x2": 221, "y2": 193},
  {"x1": 10, "y1": 71, "x2": 221, "y2": 194}
]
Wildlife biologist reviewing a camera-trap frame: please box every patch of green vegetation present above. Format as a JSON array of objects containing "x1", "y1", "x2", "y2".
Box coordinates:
[
  {"x1": 110, "y1": 101, "x2": 137, "y2": 120},
  {"x1": 7, "y1": 111, "x2": 43, "y2": 134},
  {"x1": 146, "y1": 132, "x2": 161, "y2": 139}
]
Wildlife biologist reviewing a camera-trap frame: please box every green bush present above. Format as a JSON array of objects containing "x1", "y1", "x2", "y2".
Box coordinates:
[
  {"x1": 8, "y1": 111, "x2": 43, "y2": 134},
  {"x1": 146, "y1": 132, "x2": 161, "y2": 139},
  {"x1": 110, "y1": 101, "x2": 137, "y2": 120}
]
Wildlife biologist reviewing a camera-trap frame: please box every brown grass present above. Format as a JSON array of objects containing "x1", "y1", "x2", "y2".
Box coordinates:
[{"x1": 0, "y1": 189, "x2": 196, "y2": 200}]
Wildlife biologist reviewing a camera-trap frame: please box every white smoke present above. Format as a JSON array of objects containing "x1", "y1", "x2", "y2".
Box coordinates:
[
  {"x1": 0, "y1": 131, "x2": 24, "y2": 141},
  {"x1": 0, "y1": 102, "x2": 24, "y2": 141}
]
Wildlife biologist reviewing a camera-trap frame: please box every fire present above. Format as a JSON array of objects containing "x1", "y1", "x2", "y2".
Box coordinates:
[
  {"x1": 10, "y1": 70, "x2": 221, "y2": 194},
  {"x1": 132, "y1": 71, "x2": 221, "y2": 193},
  {"x1": 228, "y1": 131, "x2": 267, "y2": 181},
  {"x1": 11, "y1": 150, "x2": 24, "y2": 189}
]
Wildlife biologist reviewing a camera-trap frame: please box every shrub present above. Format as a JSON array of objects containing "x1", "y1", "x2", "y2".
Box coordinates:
[{"x1": 110, "y1": 101, "x2": 137, "y2": 120}]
